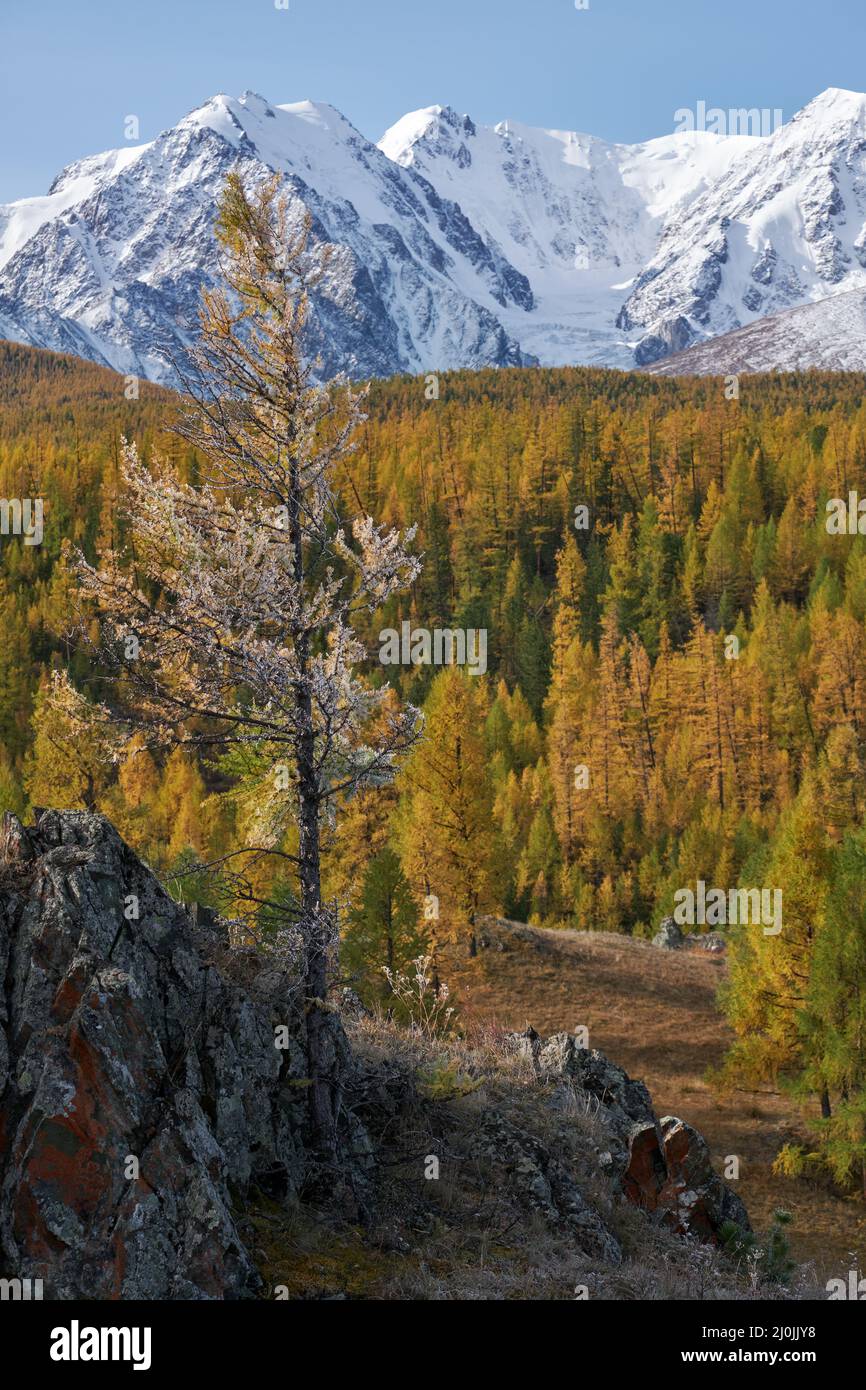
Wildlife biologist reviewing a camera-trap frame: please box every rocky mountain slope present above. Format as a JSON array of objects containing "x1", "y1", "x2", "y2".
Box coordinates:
[
  {"x1": 4, "y1": 87, "x2": 866, "y2": 382},
  {"x1": 0, "y1": 810, "x2": 779, "y2": 1301},
  {"x1": 622, "y1": 87, "x2": 866, "y2": 366},
  {"x1": 644, "y1": 284, "x2": 866, "y2": 376},
  {"x1": 0, "y1": 95, "x2": 534, "y2": 386}
]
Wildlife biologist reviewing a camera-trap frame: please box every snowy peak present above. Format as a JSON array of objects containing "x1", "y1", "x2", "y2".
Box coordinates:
[
  {"x1": 0, "y1": 89, "x2": 537, "y2": 385},
  {"x1": 4, "y1": 86, "x2": 866, "y2": 383},
  {"x1": 175, "y1": 92, "x2": 375, "y2": 170},
  {"x1": 791, "y1": 86, "x2": 866, "y2": 128},
  {"x1": 379, "y1": 105, "x2": 477, "y2": 168},
  {"x1": 616, "y1": 86, "x2": 866, "y2": 365}
]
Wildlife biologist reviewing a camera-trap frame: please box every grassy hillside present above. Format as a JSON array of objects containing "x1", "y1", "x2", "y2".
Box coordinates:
[
  {"x1": 249, "y1": 1006, "x2": 824, "y2": 1301},
  {"x1": 444, "y1": 919, "x2": 866, "y2": 1283}
]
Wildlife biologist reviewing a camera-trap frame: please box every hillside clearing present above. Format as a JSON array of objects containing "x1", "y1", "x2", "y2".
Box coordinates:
[{"x1": 445, "y1": 918, "x2": 866, "y2": 1284}]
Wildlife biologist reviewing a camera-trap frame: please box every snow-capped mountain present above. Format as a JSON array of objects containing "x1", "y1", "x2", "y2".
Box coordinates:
[
  {"x1": 380, "y1": 104, "x2": 750, "y2": 369},
  {"x1": 0, "y1": 93, "x2": 535, "y2": 385},
  {"x1": 3, "y1": 87, "x2": 866, "y2": 383},
  {"x1": 618, "y1": 87, "x2": 866, "y2": 365}
]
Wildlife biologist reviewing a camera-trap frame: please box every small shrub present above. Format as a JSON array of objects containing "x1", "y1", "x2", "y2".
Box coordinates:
[
  {"x1": 720, "y1": 1208, "x2": 796, "y2": 1286},
  {"x1": 381, "y1": 954, "x2": 455, "y2": 1036},
  {"x1": 416, "y1": 1058, "x2": 483, "y2": 1102}
]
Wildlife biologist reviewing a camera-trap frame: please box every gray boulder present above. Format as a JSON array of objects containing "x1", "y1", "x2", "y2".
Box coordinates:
[
  {"x1": 0, "y1": 810, "x2": 368, "y2": 1300},
  {"x1": 696, "y1": 932, "x2": 727, "y2": 954},
  {"x1": 653, "y1": 917, "x2": 684, "y2": 949}
]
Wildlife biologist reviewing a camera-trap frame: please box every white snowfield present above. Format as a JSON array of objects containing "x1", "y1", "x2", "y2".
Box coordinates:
[{"x1": 2, "y1": 86, "x2": 866, "y2": 383}]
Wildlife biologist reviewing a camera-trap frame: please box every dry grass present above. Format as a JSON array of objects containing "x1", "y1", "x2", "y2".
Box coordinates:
[
  {"x1": 439, "y1": 918, "x2": 866, "y2": 1286},
  {"x1": 246, "y1": 1003, "x2": 825, "y2": 1300}
]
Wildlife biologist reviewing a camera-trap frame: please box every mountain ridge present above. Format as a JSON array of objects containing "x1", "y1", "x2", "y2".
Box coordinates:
[{"x1": 3, "y1": 86, "x2": 866, "y2": 382}]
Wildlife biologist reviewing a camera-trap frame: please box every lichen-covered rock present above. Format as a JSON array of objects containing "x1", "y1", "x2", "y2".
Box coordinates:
[
  {"x1": 471, "y1": 1110, "x2": 622, "y2": 1265},
  {"x1": 695, "y1": 932, "x2": 727, "y2": 954},
  {"x1": 537, "y1": 1034, "x2": 656, "y2": 1134},
  {"x1": 661, "y1": 1117, "x2": 750, "y2": 1237},
  {"x1": 623, "y1": 1116, "x2": 751, "y2": 1243},
  {"x1": 506, "y1": 1028, "x2": 749, "y2": 1246},
  {"x1": 504, "y1": 1024, "x2": 542, "y2": 1071},
  {"x1": 0, "y1": 810, "x2": 365, "y2": 1300}
]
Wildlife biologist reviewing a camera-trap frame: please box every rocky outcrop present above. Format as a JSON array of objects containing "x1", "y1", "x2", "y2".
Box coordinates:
[
  {"x1": 0, "y1": 810, "x2": 367, "y2": 1300},
  {"x1": 652, "y1": 917, "x2": 683, "y2": 949},
  {"x1": 624, "y1": 1117, "x2": 750, "y2": 1241},
  {"x1": 509, "y1": 1028, "x2": 750, "y2": 1245},
  {"x1": 471, "y1": 1108, "x2": 623, "y2": 1265},
  {"x1": 695, "y1": 932, "x2": 727, "y2": 954},
  {"x1": 652, "y1": 920, "x2": 727, "y2": 954}
]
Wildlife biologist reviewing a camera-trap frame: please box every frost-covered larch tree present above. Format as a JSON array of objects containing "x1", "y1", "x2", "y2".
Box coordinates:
[{"x1": 76, "y1": 172, "x2": 421, "y2": 1164}]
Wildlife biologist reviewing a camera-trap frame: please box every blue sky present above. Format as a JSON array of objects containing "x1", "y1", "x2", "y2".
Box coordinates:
[{"x1": 3, "y1": 0, "x2": 866, "y2": 202}]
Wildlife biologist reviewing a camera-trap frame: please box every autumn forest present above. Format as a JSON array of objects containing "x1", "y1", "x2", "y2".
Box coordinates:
[{"x1": 3, "y1": 333, "x2": 866, "y2": 1192}]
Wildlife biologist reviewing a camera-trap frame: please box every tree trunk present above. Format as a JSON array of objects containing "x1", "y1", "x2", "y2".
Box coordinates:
[
  {"x1": 289, "y1": 454, "x2": 338, "y2": 1164},
  {"x1": 298, "y1": 750, "x2": 336, "y2": 1158}
]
